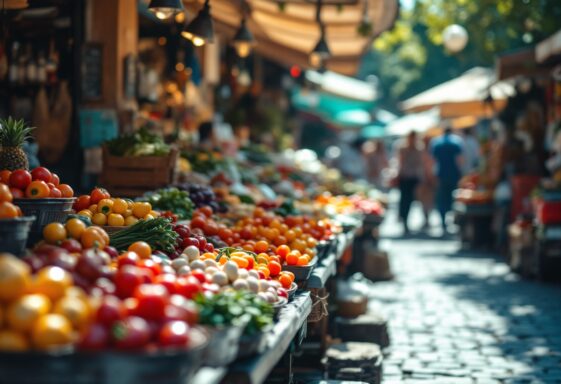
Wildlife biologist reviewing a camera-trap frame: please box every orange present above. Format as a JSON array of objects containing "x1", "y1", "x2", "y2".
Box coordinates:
[
  {"x1": 280, "y1": 270, "x2": 295, "y2": 281},
  {"x1": 0, "y1": 170, "x2": 11, "y2": 184},
  {"x1": 268, "y1": 261, "x2": 281, "y2": 277},
  {"x1": 107, "y1": 213, "x2": 125, "y2": 226},
  {"x1": 125, "y1": 215, "x2": 138, "y2": 226},
  {"x1": 276, "y1": 245, "x2": 291, "y2": 258},
  {"x1": 0, "y1": 254, "x2": 30, "y2": 302},
  {"x1": 54, "y1": 296, "x2": 91, "y2": 330},
  {"x1": 306, "y1": 237, "x2": 318, "y2": 248},
  {"x1": 0, "y1": 330, "x2": 29, "y2": 351},
  {"x1": 278, "y1": 274, "x2": 292, "y2": 289},
  {"x1": 0, "y1": 183, "x2": 13, "y2": 203},
  {"x1": 92, "y1": 213, "x2": 107, "y2": 226},
  {"x1": 219, "y1": 256, "x2": 229, "y2": 265},
  {"x1": 132, "y1": 202, "x2": 151, "y2": 219},
  {"x1": 254, "y1": 240, "x2": 269, "y2": 254},
  {"x1": 230, "y1": 256, "x2": 248, "y2": 269},
  {"x1": 7, "y1": 293, "x2": 51, "y2": 332},
  {"x1": 65, "y1": 218, "x2": 86, "y2": 240},
  {"x1": 58, "y1": 184, "x2": 74, "y2": 198},
  {"x1": 297, "y1": 255, "x2": 310, "y2": 266},
  {"x1": 0, "y1": 201, "x2": 19, "y2": 218},
  {"x1": 112, "y1": 198, "x2": 128, "y2": 214},
  {"x1": 43, "y1": 223, "x2": 67, "y2": 244},
  {"x1": 81, "y1": 227, "x2": 107, "y2": 249},
  {"x1": 128, "y1": 241, "x2": 152, "y2": 259},
  {"x1": 286, "y1": 253, "x2": 299, "y2": 266},
  {"x1": 31, "y1": 314, "x2": 73, "y2": 350},
  {"x1": 30, "y1": 266, "x2": 73, "y2": 302},
  {"x1": 25, "y1": 181, "x2": 50, "y2": 198}
]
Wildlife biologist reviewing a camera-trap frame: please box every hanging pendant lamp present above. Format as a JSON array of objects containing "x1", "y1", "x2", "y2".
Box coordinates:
[
  {"x1": 181, "y1": 0, "x2": 214, "y2": 47},
  {"x1": 233, "y1": 18, "x2": 254, "y2": 58},
  {"x1": 148, "y1": 0, "x2": 184, "y2": 20}
]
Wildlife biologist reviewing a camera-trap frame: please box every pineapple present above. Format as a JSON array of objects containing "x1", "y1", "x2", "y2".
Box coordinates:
[{"x1": 0, "y1": 117, "x2": 34, "y2": 171}]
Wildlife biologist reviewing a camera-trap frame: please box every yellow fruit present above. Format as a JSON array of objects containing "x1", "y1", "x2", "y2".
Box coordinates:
[
  {"x1": 125, "y1": 216, "x2": 138, "y2": 226},
  {"x1": 97, "y1": 199, "x2": 114, "y2": 215},
  {"x1": 29, "y1": 267, "x2": 73, "y2": 302},
  {"x1": 88, "y1": 204, "x2": 98, "y2": 213},
  {"x1": 132, "y1": 202, "x2": 152, "y2": 219},
  {"x1": 125, "y1": 199, "x2": 134, "y2": 208},
  {"x1": 77, "y1": 210, "x2": 93, "y2": 218},
  {"x1": 54, "y1": 296, "x2": 91, "y2": 330},
  {"x1": 107, "y1": 213, "x2": 125, "y2": 227},
  {"x1": 0, "y1": 254, "x2": 31, "y2": 302},
  {"x1": 124, "y1": 209, "x2": 133, "y2": 217},
  {"x1": 65, "y1": 218, "x2": 86, "y2": 240},
  {"x1": 149, "y1": 210, "x2": 160, "y2": 217},
  {"x1": 32, "y1": 314, "x2": 73, "y2": 350},
  {"x1": 0, "y1": 330, "x2": 29, "y2": 351},
  {"x1": 144, "y1": 214, "x2": 155, "y2": 220},
  {"x1": 92, "y1": 213, "x2": 107, "y2": 226},
  {"x1": 112, "y1": 198, "x2": 128, "y2": 214},
  {"x1": 43, "y1": 223, "x2": 67, "y2": 244},
  {"x1": 7, "y1": 294, "x2": 51, "y2": 332}
]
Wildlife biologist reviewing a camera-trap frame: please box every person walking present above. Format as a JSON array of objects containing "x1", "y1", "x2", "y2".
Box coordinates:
[
  {"x1": 395, "y1": 131, "x2": 424, "y2": 234},
  {"x1": 462, "y1": 128, "x2": 480, "y2": 174},
  {"x1": 362, "y1": 139, "x2": 388, "y2": 189},
  {"x1": 431, "y1": 127, "x2": 464, "y2": 232},
  {"x1": 416, "y1": 135, "x2": 437, "y2": 230}
]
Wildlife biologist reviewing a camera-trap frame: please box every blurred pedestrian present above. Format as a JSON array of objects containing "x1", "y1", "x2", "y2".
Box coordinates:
[
  {"x1": 395, "y1": 131, "x2": 424, "y2": 234},
  {"x1": 362, "y1": 139, "x2": 388, "y2": 189},
  {"x1": 416, "y1": 135, "x2": 436, "y2": 230},
  {"x1": 431, "y1": 127, "x2": 464, "y2": 231},
  {"x1": 462, "y1": 128, "x2": 480, "y2": 173}
]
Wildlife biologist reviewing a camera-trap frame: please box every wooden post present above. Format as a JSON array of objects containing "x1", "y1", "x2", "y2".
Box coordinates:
[{"x1": 84, "y1": 0, "x2": 138, "y2": 130}]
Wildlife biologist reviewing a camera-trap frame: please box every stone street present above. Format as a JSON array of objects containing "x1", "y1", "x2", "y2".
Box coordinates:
[{"x1": 370, "y1": 205, "x2": 561, "y2": 384}]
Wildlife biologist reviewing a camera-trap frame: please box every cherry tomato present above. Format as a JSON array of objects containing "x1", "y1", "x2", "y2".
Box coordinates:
[
  {"x1": 79, "y1": 322, "x2": 110, "y2": 350},
  {"x1": 9, "y1": 170, "x2": 32, "y2": 190},
  {"x1": 49, "y1": 187, "x2": 62, "y2": 198},
  {"x1": 190, "y1": 270, "x2": 206, "y2": 284},
  {"x1": 137, "y1": 259, "x2": 162, "y2": 276},
  {"x1": 96, "y1": 295, "x2": 126, "y2": 327},
  {"x1": 168, "y1": 295, "x2": 199, "y2": 325},
  {"x1": 112, "y1": 316, "x2": 151, "y2": 350},
  {"x1": 203, "y1": 222, "x2": 218, "y2": 236},
  {"x1": 133, "y1": 284, "x2": 168, "y2": 321},
  {"x1": 154, "y1": 274, "x2": 177, "y2": 294},
  {"x1": 90, "y1": 187, "x2": 110, "y2": 204},
  {"x1": 199, "y1": 206, "x2": 213, "y2": 218},
  {"x1": 158, "y1": 321, "x2": 190, "y2": 348},
  {"x1": 31, "y1": 167, "x2": 52, "y2": 183},
  {"x1": 73, "y1": 195, "x2": 91, "y2": 212},
  {"x1": 114, "y1": 265, "x2": 144, "y2": 299},
  {"x1": 175, "y1": 276, "x2": 202, "y2": 299},
  {"x1": 117, "y1": 252, "x2": 140, "y2": 268},
  {"x1": 50, "y1": 173, "x2": 60, "y2": 186},
  {"x1": 190, "y1": 216, "x2": 206, "y2": 229}
]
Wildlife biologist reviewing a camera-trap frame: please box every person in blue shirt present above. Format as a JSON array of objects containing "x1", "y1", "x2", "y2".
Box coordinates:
[{"x1": 431, "y1": 127, "x2": 464, "y2": 231}]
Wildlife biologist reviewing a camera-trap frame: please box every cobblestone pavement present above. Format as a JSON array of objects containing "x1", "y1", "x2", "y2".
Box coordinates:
[{"x1": 370, "y1": 205, "x2": 561, "y2": 384}]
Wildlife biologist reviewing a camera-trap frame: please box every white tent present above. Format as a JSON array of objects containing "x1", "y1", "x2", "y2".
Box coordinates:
[{"x1": 385, "y1": 108, "x2": 440, "y2": 137}]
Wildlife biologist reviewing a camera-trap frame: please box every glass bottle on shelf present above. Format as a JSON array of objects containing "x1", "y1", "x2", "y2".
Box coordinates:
[
  {"x1": 8, "y1": 42, "x2": 19, "y2": 84},
  {"x1": 46, "y1": 40, "x2": 58, "y2": 85},
  {"x1": 37, "y1": 51, "x2": 47, "y2": 84},
  {"x1": 26, "y1": 45, "x2": 37, "y2": 84}
]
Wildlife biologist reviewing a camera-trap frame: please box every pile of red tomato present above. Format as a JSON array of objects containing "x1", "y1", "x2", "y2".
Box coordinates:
[{"x1": 0, "y1": 167, "x2": 73, "y2": 199}]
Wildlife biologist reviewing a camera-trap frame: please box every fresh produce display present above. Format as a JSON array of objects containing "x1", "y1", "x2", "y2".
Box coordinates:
[
  {"x1": 42, "y1": 217, "x2": 111, "y2": 249},
  {"x1": 105, "y1": 127, "x2": 170, "y2": 157},
  {"x1": 143, "y1": 188, "x2": 195, "y2": 220},
  {"x1": 109, "y1": 217, "x2": 179, "y2": 253},
  {"x1": 170, "y1": 222, "x2": 216, "y2": 258},
  {"x1": 0, "y1": 168, "x2": 73, "y2": 199},
  {"x1": 74, "y1": 188, "x2": 157, "y2": 227},
  {"x1": 195, "y1": 291, "x2": 273, "y2": 336},
  {"x1": 315, "y1": 193, "x2": 385, "y2": 216},
  {"x1": 0, "y1": 183, "x2": 22, "y2": 218},
  {"x1": 174, "y1": 183, "x2": 225, "y2": 213},
  {"x1": 0, "y1": 117, "x2": 34, "y2": 171}
]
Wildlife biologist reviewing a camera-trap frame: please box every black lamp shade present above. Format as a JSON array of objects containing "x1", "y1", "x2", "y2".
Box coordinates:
[
  {"x1": 148, "y1": 0, "x2": 184, "y2": 11},
  {"x1": 181, "y1": 1, "x2": 214, "y2": 45},
  {"x1": 312, "y1": 35, "x2": 330, "y2": 58}
]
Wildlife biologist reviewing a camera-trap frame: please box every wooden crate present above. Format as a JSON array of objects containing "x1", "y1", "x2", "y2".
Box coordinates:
[{"x1": 100, "y1": 146, "x2": 178, "y2": 198}]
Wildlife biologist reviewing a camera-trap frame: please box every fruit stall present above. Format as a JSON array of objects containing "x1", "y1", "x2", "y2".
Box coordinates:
[{"x1": 0, "y1": 117, "x2": 385, "y2": 384}]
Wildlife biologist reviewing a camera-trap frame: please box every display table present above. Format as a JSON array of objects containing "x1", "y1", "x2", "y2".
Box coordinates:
[
  {"x1": 219, "y1": 292, "x2": 312, "y2": 384},
  {"x1": 454, "y1": 202, "x2": 495, "y2": 249}
]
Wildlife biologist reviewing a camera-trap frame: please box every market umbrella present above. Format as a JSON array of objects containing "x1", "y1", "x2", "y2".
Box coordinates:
[
  {"x1": 384, "y1": 108, "x2": 440, "y2": 137},
  {"x1": 334, "y1": 110, "x2": 372, "y2": 126},
  {"x1": 184, "y1": 0, "x2": 399, "y2": 75},
  {"x1": 361, "y1": 123, "x2": 386, "y2": 139},
  {"x1": 401, "y1": 67, "x2": 515, "y2": 118}
]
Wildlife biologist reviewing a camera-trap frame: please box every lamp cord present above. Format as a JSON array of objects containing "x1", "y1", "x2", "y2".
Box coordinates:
[{"x1": 316, "y1": 0, "x2": 324, "y2": 33}]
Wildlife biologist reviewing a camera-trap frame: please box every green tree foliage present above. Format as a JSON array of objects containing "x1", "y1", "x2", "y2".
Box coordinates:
[{"x1": 361, "y1": 0, "x2": 561, "y2": 108}]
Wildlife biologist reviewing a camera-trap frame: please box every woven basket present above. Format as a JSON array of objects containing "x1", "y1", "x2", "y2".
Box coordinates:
[{"x1": 308, "y1": 288, "x2": 329, "y2": 323}]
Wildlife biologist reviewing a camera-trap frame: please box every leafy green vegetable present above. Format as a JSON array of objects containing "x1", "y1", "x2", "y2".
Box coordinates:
[
  {"x1": 106, "y1": 127, "x2": 170, "y2": 157},
  {"x1": 143, "y1": 188, "x2": 194, "y2": 220},
  {"x1": 195, "y1": 291, "x2": 273, "y2": 336},
  {"x1": 109, "y1": 217, "x2": 179, "y2": 253}
]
